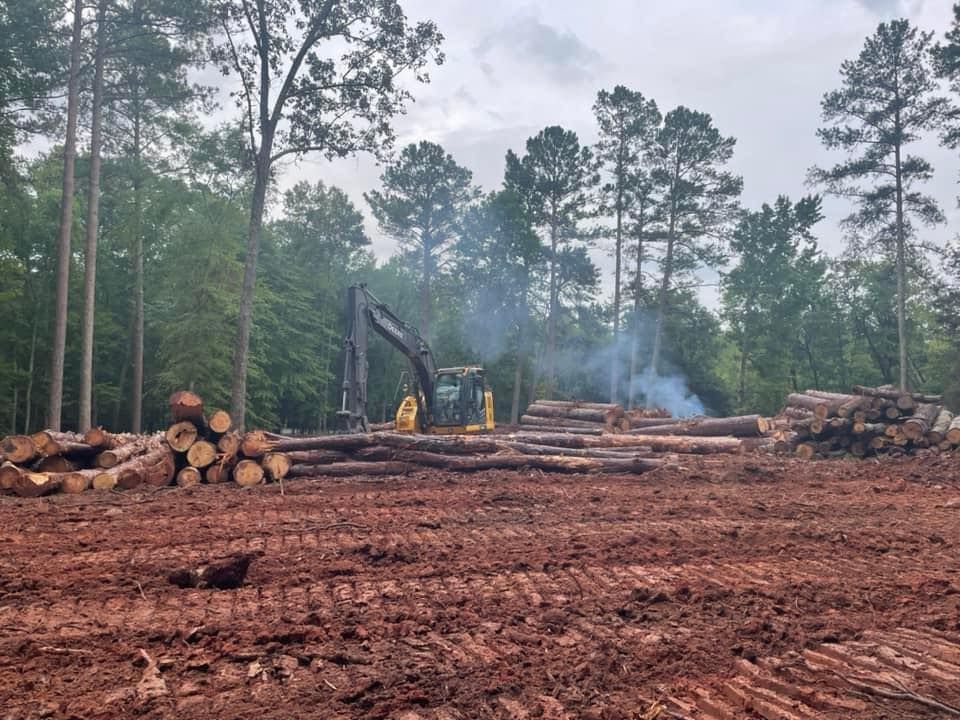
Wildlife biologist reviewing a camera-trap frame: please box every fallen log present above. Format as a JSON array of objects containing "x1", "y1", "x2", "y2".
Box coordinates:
[
  {"x1": 240, "y1": 430, "x2": 374, "y2": 457},
  {"x1": 94, "y1": 445, "x2": 176, "y2": 491},
  {"x1": 169, "y1": 390, "x2": 204, "y2": 424},
  {"x1": 61, "y1": 471, "x2": 95, "y2": 494},
  {"x1": 1, "y1": 435, "x2": 37, "y2": 463},
  {"x1": 31, "y1": 431, "x2": 97, "y2": 458},
  {"x1": 533, "y1": 400, "x2": 624, "y2": 412},
  {"x1": 928, "y1": 409, "x2": 955, "y2": 444},
  {"x1": 374, "y1": 432, "x2": 501, "y2": 455},
  {"x1": 947, "y1": 416, "x2": 960, "y2": 445},
  {"x1": 354, "y1": 448, "x2": 663, "y2": 474},
  {"x1": 852, "y1": 385, "x2": 942, "y2": 404},
  {"x1": 165, "y1": 421, "x2": 198, "y2": 453},
  {"x1": 284, "y1": 450, "x2": 351, "y2": 465},
  {"x1": 96, "y1": 434, "x2": 161, "y2": 468},
  {"x1": 205, "y1": 455, "x2": 236, "y2": 484},
  {"x1": 207, "y1": 410, "x2": 232, "y2": 435},
  {"x1": 805, "y1": 390, "x2": 858, "y2": 405},
  {"x1": 12, "y1": 471, "x2": 61, "y2": 497},
  {"x1": 186, "y1": 440, "x2": 217, "y2": 469},
  {"x1": 903, "y1": 403, "x2": 941, "y2": 441},
  {"x1": 837, "y1": 396, "x2": 871, "y2": 418},
  {"x1": 217, "y1": 431, "x2": 241, "y2": 456},
  {"x1": 369, "y1": 421, "x2": 395, "y2": 432},
  {"x1": 234, "y1": 459, "x2": 264, "y2": 487},
  {"x1": 495, "y1": 441, "x2": 659, "y2": 459},
  {"x1": 0, "y1": 462, "x2": 21, "y2": 492},
  {"x1": 519, "y1": 415, "x2": 609, "y2": 429},
  {"x1": 35, "y1": 456, "x2": 77, "y2": 474},
  {"x1": 786, "y1": 394, "x2": 831, "y2": 419},
  {"x1": 514, "y1": 423, "x2": 604, "y2": 435},
  {"x1": 625, "y1": 416, "x2": 685, "y2": 429},
  {"x1": 506, "y1": 432, "x2": 742, "y2": 455},
  {"x1": 262, "y1": 453, "x2": 291, "y2": 481},
  {"x1": 176, "y1": 466, "x2": 202, "y2": 488},
  {"x1": 623, "y1": 415, "x2": 768, "y2": 438},
  {"x1": 781, "y1": 406, "x2": 815, "y2": 420},
  {"x1": 83, "y1": 428, "x2": 139, "y2": 448}
]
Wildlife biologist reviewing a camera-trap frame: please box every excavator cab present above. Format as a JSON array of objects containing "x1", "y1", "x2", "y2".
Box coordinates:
[{"x1": 430, "y1": 367, "x2": 494, "y2": 432}]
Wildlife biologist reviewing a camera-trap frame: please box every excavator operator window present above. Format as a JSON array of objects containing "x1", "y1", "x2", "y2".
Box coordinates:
[{"x1": 433, "y1": 373, "x2": 463, "y2": 426}]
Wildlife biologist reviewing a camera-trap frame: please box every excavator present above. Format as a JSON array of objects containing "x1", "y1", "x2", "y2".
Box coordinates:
[{"x1": 338, "y1": 284, "x2": 494, "y2": 434}]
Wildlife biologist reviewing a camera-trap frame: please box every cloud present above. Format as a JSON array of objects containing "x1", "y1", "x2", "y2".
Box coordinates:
[
  {"x1": 473, "y1": 14, "x2": 608, "y2": 84},
  {"x1": 854, "y1": 0, "x2": 903, "y2": 13}
]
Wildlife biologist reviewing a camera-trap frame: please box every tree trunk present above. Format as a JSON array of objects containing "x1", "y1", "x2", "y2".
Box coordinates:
[
  {"x1": 628, "y1": 210, "x2": 645, "y2": 410},
  {"x1": 420, "y1": 233, "x2": 431, "y2": 344},
  {"x1": 131, "y1": 112, "x2": 145, "y2": 434},
  {"x1": 519, "y1": 415, "x2": 608, "y2": 430},
  {"x1": 230, "y1": 141, "x2": 273, "y2": 431},
  {"x1": 24, "y1": 318, "x2": 37, "y2": 433},
  {"x1": 611, "y1": 186, "x2": 623, "y2": 404},
  {"x1": 893, "y1": 119, "x2": 908, "y2": 391},
  {"x1": 507, "y1": 431, "x2": 742, "y2": 455},
  {"x1": 649, "y1": 165, "x2": 679, "y2": 388},
  {"x1": 515, "y1": 424, "x2": 604, "y2": 435},
  {"x1": 78, "y1": 0, "x2": 108, "y2": 433},
  {"x1": 48, "y1": 0, "x2": 84, "y2": 431},
  {"x1": 544, "y1": 214, "x2": 559, "y2": 399},
  {"x1": 628, "y1": 415, "x2": 768, "y2": 438},
  {"x1": 510, "y1": 283, "x2": 529, "y2": 425}
]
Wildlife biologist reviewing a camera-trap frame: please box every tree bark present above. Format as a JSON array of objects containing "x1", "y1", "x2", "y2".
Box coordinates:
[
  {"x1": 514, "y1": 423, "x2": 604, "y2": 435},
  {"x1": 230, "y1": 137, "x2": 274, "y2": 432},
  {"x1": 611, "y1": 181, "x2": 623, "y2": 404},
  {"x1": 507, "y1": 431, "x2": 742, "y2": 455},
  {"x1": 893, "y1": 120, "x2": 908, "y2": 391},
  {"x1": 48, "y1": 0, "x2": 85, "y2": 431},
  {"x1": 544, "y1": 213, "x2": 559, "y2": 400},
  {"x1": 627, "y1": 415, "x2": 768, "y2": 438},
  {"x1": 1, "y1": 435, "x2": 38, "y2": 463},
  {"x1": 95, "y1": 434, "x2": 159, "y2": 468},
  {"x1": 902, "y1": 403, "x2": 940, "y2": 440},
  {"x1": 519, "y1": 415, "x2": 609, "y2": 430},
  {"x1": 628, "y1": 207, "x2": 646, "y2": 410},
  {"x1": 78, "y1": 0, "x2": 108, "y2": 432},
  {"x1": 130, "y1": 117, "x2": 145, "y2": 434},
  {"x1": 169, "y1": 390, "x2": 204, "y2": 424}
]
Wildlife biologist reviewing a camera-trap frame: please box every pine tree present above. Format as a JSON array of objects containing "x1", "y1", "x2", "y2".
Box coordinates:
[{"x1": 812, "y1": 19, "x2": 950, "y2": 391}]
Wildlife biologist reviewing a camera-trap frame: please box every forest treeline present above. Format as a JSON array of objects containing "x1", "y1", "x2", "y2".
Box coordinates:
[{"x1": 0, "y1": 0, "x2": 959, "y2": 434}]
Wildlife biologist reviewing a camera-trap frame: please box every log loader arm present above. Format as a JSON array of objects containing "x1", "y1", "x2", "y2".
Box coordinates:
[{"x1": 338, "y1": 284, "x2": 438, "y2": 433}]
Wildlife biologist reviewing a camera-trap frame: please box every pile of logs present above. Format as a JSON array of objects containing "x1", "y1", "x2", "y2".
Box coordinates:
[
  {"x1": 0, "y1": 390, "x2": 757, "y2": 499},
  {"x1": 773, "y1": 386, "x2": 957, "y2": 459},
  {"x1": 520, "y1": 399, "x2": 769, "y2": 439}
]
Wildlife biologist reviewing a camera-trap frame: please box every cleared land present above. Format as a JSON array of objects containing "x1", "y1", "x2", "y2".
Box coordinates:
[{"x1": 1, "y1": 454, "x2": 959, "y2": 719}]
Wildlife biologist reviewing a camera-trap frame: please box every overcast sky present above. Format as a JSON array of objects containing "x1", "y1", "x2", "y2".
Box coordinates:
[{"x1": 269, "y1": 0, "x2": 960, "y2": 305}]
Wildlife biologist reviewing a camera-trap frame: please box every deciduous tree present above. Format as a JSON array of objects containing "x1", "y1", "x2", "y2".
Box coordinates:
[{"x1": 213, "y1": 0, "x2": 443, "y2": 429}]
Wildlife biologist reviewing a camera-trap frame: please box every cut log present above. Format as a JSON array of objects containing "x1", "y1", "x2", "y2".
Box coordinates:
[
  {"x1": 0, "y1": 461, "x2": 20, "y2": 492},
  {"x1": 626, "y1": 416, "x2": 685, "y2": 429},
  {"x1": 782, "y1": 407, "x2": 815, "y2": 420},
  {"x1": 284, "y1": 450, "x2": 350, "y2": 465},
  {"x1": 35, "y1": 456, "x2": 77, "y2": 474},
  {"x1": 61, "y1": 472, "x2": 91, "y2": 494},
  {"x1": 186, "y1": 440, "x2": 217, "y2": 469},
  {"x1": 31, "y1": 431, "x2": 95, "y2": 458},
  {"x1": 506, "y1": 432, "x2": 742, "y2": 455},
  {"x1": 928, "y1": 409, "x2": 955, "y2": 444},
  {"x1": 533, "y1": 400, "x2": 624, "y2": 412},
  {"x1": 217, "y1": 431, "x2": 241, "y2": 455},
  {"x1": 234, "y1": 459, "x2": 264, "y2": 487},
  {"x1": 169, "y1": 390, "x2": 204, "y2": 424},
  {"x1": 622, "y1": 415, "x2": 767, "y2": 438},
  {"x1": 374, "y1": 432, "x2": 501, "y2": 455},
  {"x1": 12, "y1": 472, "x2": 62, "y2": 497},
  {"x1": 852, "y1": 385, "x2": 942, "y2": 403},
  {"x1": 82, "y1": 428, "x2": 139, "y2": 449},
  {"x1": 143, "y1": 453, "x2": 176, "y2": 487},
  {"x1": 785, "y1": 394, "x2": 831, "y2": 419},
  {"x1": 903, "y1": 403, "x2": 941, "y2": 440},
  {"x1": 205, "y1": 455, "x2": 236, "y2": 484},
  {"x1": 804, "y1": 390, "x2": 858, "y2": 405},
  {"x1": 837, "y1": 396, "x2": 871, "y2": 418},
  {"x1": 96, "y1": 445, "x2": 175, "y2": 491},
  {"x1": 241, "y1": 431, "x2": 373, "y2": 457},
  {"x1": 369, "y1": 421, "x2": 395, "y2": 431},
  {"x1": 520, "y1": 415, "x2": 608, "y2": 429},
  {"x1": 1, "y1": 435, "x2": 37, "y2": 463},
  {"x1": 92, "y1": 472, "x2": 117, "y2": 491},
  {"x1": 96, "y1": 434, "x2": 161, "y2": 468},
  {"x1": 176, "y1": 466, "x2": 202, "y2": 488},
  {"x1": 947, "y1": 416, "x2": 960, "y2": 445},
  {"x1": 262, "y1": 453, "x2": 291, "y2": 481},
  {"x1": 165, "y1": 421, "x2": 198, "y2": 453},
  {"x1": 515, "y1": 423, "x2": 604, "y2": 435},
  {"x1": 207, "y1": 410, "x2": 232, "y2": 435}
]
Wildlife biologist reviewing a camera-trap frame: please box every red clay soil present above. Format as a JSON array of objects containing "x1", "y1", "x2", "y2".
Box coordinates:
[{"x1": 1, "y1": 454, "x2": 959, "y2": 719}]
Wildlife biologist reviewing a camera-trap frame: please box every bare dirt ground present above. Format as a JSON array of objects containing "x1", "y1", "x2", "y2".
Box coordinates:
[{"x1": 2, "y1": 454, "x2": 960, "y2": 719}]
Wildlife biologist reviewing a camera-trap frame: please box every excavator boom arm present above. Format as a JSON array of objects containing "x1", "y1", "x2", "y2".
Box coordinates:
[{"x1": 339, "y1": 284, "x2": 438, "y2": 432}]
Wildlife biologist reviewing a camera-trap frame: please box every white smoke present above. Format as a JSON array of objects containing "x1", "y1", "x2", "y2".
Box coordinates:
[{"x1": 630, "y1": 369, "x2": 705, "y2": 417}]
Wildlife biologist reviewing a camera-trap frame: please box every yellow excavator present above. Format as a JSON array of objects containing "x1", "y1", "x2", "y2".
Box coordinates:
[{"x1": 338, "y1": 284, "x2": 494, "y2": 434}]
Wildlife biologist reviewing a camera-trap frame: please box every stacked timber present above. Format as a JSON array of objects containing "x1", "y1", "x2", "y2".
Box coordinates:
[
  {"x1": 521, "y1": 400, "x2": 629, "y2": 433},
  {"x1": 774, "y1": 385, "x2": 956, "y2": 459}
]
